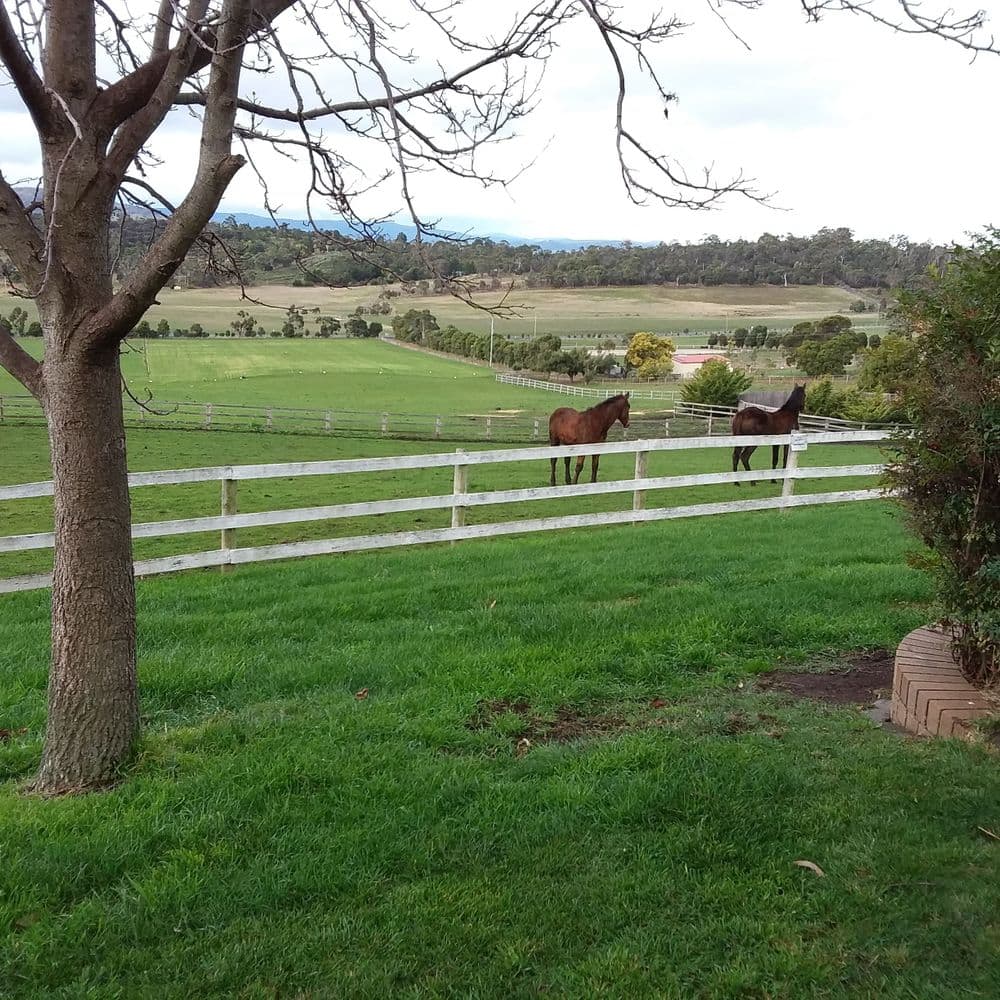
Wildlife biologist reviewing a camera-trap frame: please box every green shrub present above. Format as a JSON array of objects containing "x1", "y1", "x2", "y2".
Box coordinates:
[
  {"x1": 885, "y1": 232, "x2": 1000, "y2": 687},
  {"x1": 680, "y1": 360, "x2": 752, "y2": 407}
]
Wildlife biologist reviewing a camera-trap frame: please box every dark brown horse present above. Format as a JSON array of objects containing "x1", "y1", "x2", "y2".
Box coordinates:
[
  {"x1": 548, "y1": 393, "x2": 630, "y2": 486},
  {"x1": 731, "y1": 384, "x2": 806, "y2": 485}
]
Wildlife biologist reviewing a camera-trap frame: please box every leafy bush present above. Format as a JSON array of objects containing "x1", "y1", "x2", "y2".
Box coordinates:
[
  {"x1": 680, "y1": 360, "x2": 752, "y2": 407},
  {"x1": 804, "y1": 378, "x2": 848, "y2": 417},
  {"x1": 885, "y1": 232, "x2": 1000, "y2": 687},
  {"x1": 625, "y1": 332, "x2": 675, "y2": 378},
  {"x1": 789, "y1": 334, "x2": 857, "y2": 376}
]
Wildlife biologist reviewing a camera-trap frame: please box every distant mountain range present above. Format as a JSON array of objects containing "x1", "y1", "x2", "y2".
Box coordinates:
[
  {"x1": 12, "y1": 188, "x2": 646, "y2": 249},
  {"x1": 208, "y1": 211, "x2": 651, "y2": 251}
]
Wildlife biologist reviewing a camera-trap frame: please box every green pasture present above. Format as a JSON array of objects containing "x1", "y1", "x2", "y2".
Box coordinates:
[
  {"x1": 0, "y1": 338, "x2": 561, "y2": 414},
  {"x1": 3, "y1": 503, "x2": 999, "y2": 997},
  {"x1": 0, "y1": 282, "x2": 883, "y2": 341},
  {"x1": 1, "y1": 421, "x2": 883, "y2": 580},
  {"x1": 0, "y1": 334, "x2": 844, "y2": 426}
]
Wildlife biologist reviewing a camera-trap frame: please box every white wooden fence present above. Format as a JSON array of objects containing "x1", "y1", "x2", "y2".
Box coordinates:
[
  {"x1": 0, "y1": 430, "x2": 888, "y2": 594},
  {"x1": 496, "y1": 373, "x2": 679, "y2": 402},
  {"x1": 675, "y1": 401, "x2": 903, "y2": 434}
]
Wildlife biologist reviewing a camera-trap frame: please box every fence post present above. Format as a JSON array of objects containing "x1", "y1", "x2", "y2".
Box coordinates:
[
  {"x1": 381, "y1": 411, "x2": 389, "y2": 435},
  {"x1": 707, "y1": 413, "x2": 714, "y2": 436},
  {"x1": 324, "y1": 410, "x2": 332, "y2": 434},
  {"x1": 485, "y1": 416, "x2": 492, "y2": 440},
  {"x1": 663, "y1": 419, "x2": 670, "y2": 437},
  {"x1": 203, "y1": 403, "x2": 213, "y2": 430},
  {"x1": 782, "y1": 431, "x2": 807, "y2": 510},
  {"x1": 633, "y1": 449, "x2": 649, "y2": 523},
  {"x1": 452, "y1": 449, "x2": 468, "y2": 537},
  {"x1": 266, "y1": 407, "x2": 273, "y2": 431},
  {"x1": 220, "y1": 474, "x2": 237, "y2": 572},
  {"x1": 533, "y1": 419, "x2": 540, "y2": 439},
  {"x1": 435, "y1": 416, "x2": 442, "y2": 438}
]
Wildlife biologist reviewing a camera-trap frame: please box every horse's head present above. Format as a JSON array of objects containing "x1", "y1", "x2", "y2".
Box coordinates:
[
  {"x1": 787, "y1": 384, "x2": 806, "y2": 412},
  {"x1": 618, "y1": 392, "x2": 630, "y2": 428}
]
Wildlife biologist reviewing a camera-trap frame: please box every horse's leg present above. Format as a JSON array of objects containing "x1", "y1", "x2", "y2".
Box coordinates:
[
  {"x1": 563, "y1": 456, "x2": 572, "y2": 485},
  {"x1": 573, "y1": 456, "x2": 585, "y2": 484},
  {"x1": 591, "y1": 454, "x2": 599, "y2": 483},
  {"x1": 741, "y1": 446, "x2": 756, "y2": 483},
  {"x1": 550, "y1": 456, "x2": 557, "y2": 488}
]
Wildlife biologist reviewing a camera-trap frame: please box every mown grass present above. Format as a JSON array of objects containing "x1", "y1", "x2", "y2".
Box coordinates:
[
  {"x1": 0, "y1": 338, "x2": 551, "y2": 413},
  {"x1": 2, "y1": 506, "x2": 999, "y2": 998},
  {"x1": 0, "y1": 422, "x2": 883, "y2": 579}
]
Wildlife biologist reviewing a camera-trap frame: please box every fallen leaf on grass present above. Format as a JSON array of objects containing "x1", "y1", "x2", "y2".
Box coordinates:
[
  {"x1": 794, "y1": 860, "x2": 826, "y2": 877},
  {"x1": 650, "y1": 698, "x2": 668, "y2": 709},
  {"x1": 487, "y1": 599, "x2": 497, "y2": 610},
  {"x1": 515, "y1": 737, "x2": 531, "y2": 758},
  {"x1": 354, "y1": 688, "x2": 369, "y2": 701},
  {"x1": 0, "y1": 727, "x2": 28, "y2": 744},
  {"x1": 977, "y1": 826, "x2": 999, "y2": 842},
  {"x1": 12, "y1": 912, "x2": 40, "y2": 931}
]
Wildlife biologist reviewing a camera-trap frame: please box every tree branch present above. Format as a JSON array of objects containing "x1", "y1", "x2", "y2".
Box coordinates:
[
  {"x1": 0, "y1": 4, "x2": 53, "y2": 133},
  {"x1": 0, "y1": 171, "x2": 45, "y2": 291},
  {"x1": 95, "y1": 0, "x2": 297, "y2": 136},
  {"x1": 91, "y1": 0, "x2": 255, "y2": 345},
  {"x1": 171, "y1": 25, "x2": 542, "y2": 122},
  {"x1": 0, "y1": 318, "x2": 43, "y2": 400}
]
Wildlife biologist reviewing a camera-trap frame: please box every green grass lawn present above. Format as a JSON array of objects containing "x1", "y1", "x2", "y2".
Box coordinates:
[
  {"x1": 0, "y1": 338, "x2": 558, "y2": 415},
  {"x1": 2, "y1": 505, "x2": 999, "y2": 997}
]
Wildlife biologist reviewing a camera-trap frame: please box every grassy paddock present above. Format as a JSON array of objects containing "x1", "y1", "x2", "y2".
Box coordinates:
[
  {"x1": 2, "y1": 506, "x2": 999, "y2": 997},
  {"x1": 0, "y1": 282, "x2": 874, "y2": 340}
]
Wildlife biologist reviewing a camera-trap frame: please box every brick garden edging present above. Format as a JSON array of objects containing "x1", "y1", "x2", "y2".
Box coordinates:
[{"x1": 891, "y1": 625, "x2": 996, "y2": 740}]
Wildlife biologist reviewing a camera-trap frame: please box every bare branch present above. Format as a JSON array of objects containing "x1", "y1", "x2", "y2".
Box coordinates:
[
  {"x1": 92, "y1": 0, "x2": 256, "y2": 345},
  {"x1": 798, "y1": 0, "x2": 998, "y2": 55},
  {"x1": 0, "y1": 171, "x2": 45, "y2": 291},
  {"x1": 0, "y1": 317, "x2": 43, "y2": 399},
  {"x1": 0, "y1": 3, "x2": 53, "y2": 132}
]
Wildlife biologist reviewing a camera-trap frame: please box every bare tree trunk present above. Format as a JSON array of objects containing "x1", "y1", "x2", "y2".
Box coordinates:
[{"x1": 31, "y1": 349, "x2": 138, "y2": 795}]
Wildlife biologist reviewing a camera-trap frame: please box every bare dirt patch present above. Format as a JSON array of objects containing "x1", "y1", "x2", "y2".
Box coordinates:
[
  {"x1": 755, "y1": 648, "x2": 894, "y2": 706},
  {"x1": 466, "y1": 698, "x2": 665, "y2": 749}
]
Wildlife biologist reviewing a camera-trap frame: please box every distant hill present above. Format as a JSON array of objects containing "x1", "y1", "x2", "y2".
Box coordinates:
[
  {"x1": 209, "y1": 211, "x2": 646, "y2": 251},
  {"x1": 9, "y1": 187, "x2": 944, "y2": 291}
]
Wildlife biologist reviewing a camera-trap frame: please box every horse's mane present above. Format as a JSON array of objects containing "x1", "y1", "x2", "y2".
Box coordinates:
[
  {"x1": 778, "y1": 385, "x2": 806, "y2": 413},
  {"x1": 586, "y1": 394, "x2": 627, "y2": 413}
]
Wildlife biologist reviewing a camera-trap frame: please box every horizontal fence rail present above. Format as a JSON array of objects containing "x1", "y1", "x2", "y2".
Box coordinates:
[
  {"x1": 0, "y1": 393, "x2": 679, "y2": 443},
  {"x1": 495, "y1": 373, "x2": 679, "y2": 402},
  {"x1": 675, "y1": 400, "x2": 904, "y2": 433},
  {"x1": 0, "y1": 430, "x2": 889, "y2": 594}
]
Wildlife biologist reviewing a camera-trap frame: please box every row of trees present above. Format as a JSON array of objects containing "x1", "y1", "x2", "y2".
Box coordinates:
[
  {"x1": 391, "y1": 309, "x2": 613, "y2": 380},
  {"x1": 123, "y1": 308, "x2": 382, "y2": 340},
  {"x1": 95, "y1": 218, "x2": 946, "y2": 292}
]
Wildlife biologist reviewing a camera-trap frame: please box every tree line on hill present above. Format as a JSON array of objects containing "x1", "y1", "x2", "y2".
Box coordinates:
[{"x1": 25, "y1": 217, "x2": 946, "y2": 292}]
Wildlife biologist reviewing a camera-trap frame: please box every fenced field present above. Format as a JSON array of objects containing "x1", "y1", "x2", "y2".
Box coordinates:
[{"x1": 1, "y1": 429, "x2": 886, "y2": 593}]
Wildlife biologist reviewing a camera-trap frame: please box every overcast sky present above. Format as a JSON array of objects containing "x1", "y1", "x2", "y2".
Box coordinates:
[{"x1": 3, "y1": 0, "x2": 1000, "y2": 244}]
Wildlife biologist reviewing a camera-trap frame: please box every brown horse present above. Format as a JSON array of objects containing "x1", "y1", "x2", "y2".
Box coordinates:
[
  {"x1": 548, "y1": 393, "x2": 630, "y2": 486},
  {"x1": 731, "y1": 384, "x2": 806, "y2": 485}
]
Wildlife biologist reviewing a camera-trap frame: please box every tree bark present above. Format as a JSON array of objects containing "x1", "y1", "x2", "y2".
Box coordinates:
[{"x1": 31, "y1": 349, "x2": 138, "y2": 795}]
